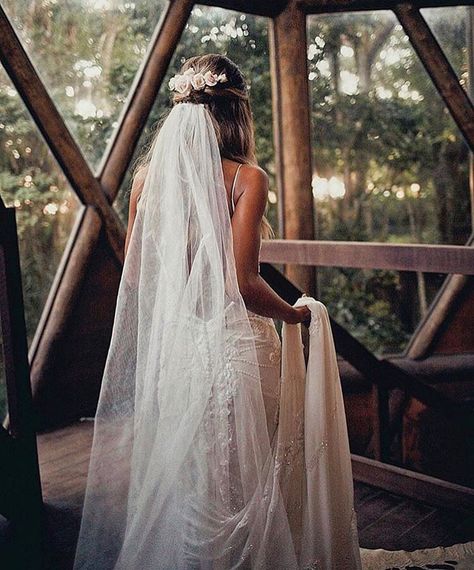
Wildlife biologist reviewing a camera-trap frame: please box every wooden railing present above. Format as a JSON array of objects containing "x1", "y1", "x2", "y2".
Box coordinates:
[
  {"x1": 260, "y1": 256, "x2": 474, "y2": 508},
  {"x1": 261, "y1": 239, "x2": 474, "y2": 275},
  {"x1": 260, "y1": 248, "x2": 474, "y2": 461}
]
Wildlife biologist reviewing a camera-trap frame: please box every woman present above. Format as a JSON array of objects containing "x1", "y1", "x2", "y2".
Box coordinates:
[{"x1": 73, "y1": 54, "x2": 353, "y2": 569}]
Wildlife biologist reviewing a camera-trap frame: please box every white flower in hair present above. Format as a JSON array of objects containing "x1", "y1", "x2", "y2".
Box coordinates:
[
  {"x1": 173, "y1": 74, "x2": 192, "y2": 96},
  {"x1": 168, "y1": 67, "x2": 228, "y2": 94},
  {"x1": 191, "y1": 72, "x2": 206, "y2": 90},
  {"x1": 203, "y1": 70, "x2": 218, "y2": 87}
]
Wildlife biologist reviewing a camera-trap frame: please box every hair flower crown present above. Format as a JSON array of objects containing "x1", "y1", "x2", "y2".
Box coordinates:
[{"x1": 168, "y1": 68, "x2": 227, "y2": 96}]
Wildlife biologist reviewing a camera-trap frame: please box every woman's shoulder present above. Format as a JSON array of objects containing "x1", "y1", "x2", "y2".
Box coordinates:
[
  {"x1": 236, "y1": 164, "x2": 268, "y2": 202},
  {"x1": 236, "y1": 164, "x2": 269, "y2": 209},
  {"x1": 238, "y1": 163, "x2": 269, "y2": 187}
]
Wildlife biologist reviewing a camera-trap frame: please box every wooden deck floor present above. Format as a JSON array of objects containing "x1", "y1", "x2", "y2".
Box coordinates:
[{"x1": 29, "y1": 421, "x2": 474, "y2": 569}]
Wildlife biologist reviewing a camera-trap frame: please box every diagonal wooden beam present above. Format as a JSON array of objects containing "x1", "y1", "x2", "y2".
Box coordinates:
[
  {"x1": 394, "y1": 4, "x2": 474, "y2": 152},
  {"x1": 98, "y1": 0, "x2": 194, "y2": 200},
  {"x1": 0, "y1": 6, "x2": 124, "y2": 263}
]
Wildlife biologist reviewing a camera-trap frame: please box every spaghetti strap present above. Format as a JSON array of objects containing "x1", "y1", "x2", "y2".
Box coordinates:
[{"x1": 230, "y1": 163, "x2": 243, "y2": 215}]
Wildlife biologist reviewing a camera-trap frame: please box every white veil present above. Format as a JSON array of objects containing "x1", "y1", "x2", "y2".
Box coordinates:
[{"x1": 73, "y1": 102, "x2": 299, "y2": 569}]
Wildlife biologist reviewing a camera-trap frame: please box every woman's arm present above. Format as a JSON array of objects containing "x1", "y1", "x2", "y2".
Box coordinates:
[{"x1": 231, "y1": 166, "x2": 310, "y2": 325}]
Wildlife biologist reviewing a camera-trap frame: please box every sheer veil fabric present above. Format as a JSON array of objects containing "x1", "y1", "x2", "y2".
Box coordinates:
[
  {"x1": 73, "y1": 102, "x2": 362, "y2": 569},
  {"x1": 73, "y1": 102, "x2": 300, "y2": 569}
]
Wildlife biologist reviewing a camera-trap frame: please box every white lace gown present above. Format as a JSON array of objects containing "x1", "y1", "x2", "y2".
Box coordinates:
[{"x1": 246, "y1": 300, "x2": 362, "y2": 570}]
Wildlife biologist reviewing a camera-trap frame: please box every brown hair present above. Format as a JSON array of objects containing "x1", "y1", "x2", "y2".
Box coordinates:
[{"x1": 132, "y1": 53, "x2": 273, "y2": 238}]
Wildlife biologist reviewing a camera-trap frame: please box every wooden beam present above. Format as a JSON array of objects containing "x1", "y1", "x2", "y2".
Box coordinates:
[
  {"x1": 98, "y1": 0, "x2": 194, "y2": 200},
  {"x1": 260, "y1": 239, "x2": 474, "y2": 274},
  {"x1": 297, "y1": 0, "x2": 467, "y2": 14},
  {"x1": 0, "y1": 6, "x2": 125, "y2": 263},
  {"x1": 270, "y1": 2, "x2": 316, "y2": 294},
  {"x1": 197, "y1": 0, "x2": 288, "y2": 17},
  {"x1": 394, "y1": 4, "x2": 474, "y2": 152},
  {"x1": 351, "y1": 454, "x2": 474, "y2": 513}
]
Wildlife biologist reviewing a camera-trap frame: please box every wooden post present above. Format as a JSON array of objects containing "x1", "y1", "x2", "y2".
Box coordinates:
[{"x1": 270, "y1": 1, "x2": 316, "y2": 295}]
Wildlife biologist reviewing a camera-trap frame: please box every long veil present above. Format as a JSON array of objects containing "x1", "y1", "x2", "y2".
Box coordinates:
[{"x1": 73, "y1": 102, "x2": 299, "y2": 569}]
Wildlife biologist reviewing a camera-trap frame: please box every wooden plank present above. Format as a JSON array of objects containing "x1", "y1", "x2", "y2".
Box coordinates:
[
  {"x1": 260, "y1": 239, "x2": 474, "y2": 274},
  {"x1": 394, "y1": 4, "x2": 474, "y2": 151},
  {"x1": 297, "y1": 0, "x2": 469, "y2": 14},
  {"x1": 269, "y1": 2, "x2": 316, "y2": 294},
  {"x1": 99, "y1": 0, "x2": 194, "y2": 199},
  {"x1": 351, "y1": 453, "x2": 474, "y2": 513},
  {"x1": 0, "y1": 7, "x2": 125, "y2": 263}
]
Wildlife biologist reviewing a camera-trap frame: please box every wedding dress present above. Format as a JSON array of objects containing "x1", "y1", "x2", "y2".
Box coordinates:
[{"x1": 73, "y1": 102, "x2": 361, "y2": 569}]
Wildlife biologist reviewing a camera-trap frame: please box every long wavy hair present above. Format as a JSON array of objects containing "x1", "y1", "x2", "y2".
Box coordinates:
[{"x1": 132, "y1": 54, "x2": 273, "y2": 238}]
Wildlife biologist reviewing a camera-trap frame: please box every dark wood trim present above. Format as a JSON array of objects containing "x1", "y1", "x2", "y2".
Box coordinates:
[
  {"x1": 260, "y1": 239, "x2": 474, "y2": 274},
  {"x1": 297, "y1": 0, "x2": 467, "y2": 14},
  {"x1": 99, "y1": 0, "x2": 194, "y2": 199},
  {"x1": 0, "y1": 7, "x2": 125, "y2": 263},
  {"x1": 394, "y1": 4, "x2": 474, "y2": 152},
  {"x1": 351, "y1": 454, "x2": 474, "y2": 513}
]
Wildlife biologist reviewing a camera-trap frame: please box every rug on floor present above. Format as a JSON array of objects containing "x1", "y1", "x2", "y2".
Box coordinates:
[{"x1": 360, "y1": 540, "x2": 474, "y2": 569}]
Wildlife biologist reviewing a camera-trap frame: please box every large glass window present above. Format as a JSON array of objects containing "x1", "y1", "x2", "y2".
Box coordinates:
[
  {"x1": 114, "y1": 6, "x2": 277, "y2": 229},
  {"x1": 307, "y1": 10, "x2": 472, "y2": 354},
  {"x1": 0, "y1": 66, "x2": 81, "y2": 344},
  {"x1": 3, "y1": 0, "x2": 167, "y2": 170}
]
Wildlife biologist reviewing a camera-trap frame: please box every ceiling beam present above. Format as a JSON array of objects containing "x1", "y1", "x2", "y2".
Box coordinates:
[
  {"x1": 98, "y1": 0, "x2": 194, "y2": 200},
  {"x1": 198, "y1": 0, "x2": 288, "y2": 17},
  {"x1": 297, "y1": 0, "x2": 465, "y2": 14},
  {"x1": 394, "y1": 4, "x2": 474, "y2": 152},
  {"x1": 0, "y1": 7, "x2": 125, "y2": 263}
]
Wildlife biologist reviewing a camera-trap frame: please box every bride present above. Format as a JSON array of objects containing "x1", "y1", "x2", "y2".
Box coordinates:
[{"x1": 73, "y1": 54, "x2": 360, "y2": 569}]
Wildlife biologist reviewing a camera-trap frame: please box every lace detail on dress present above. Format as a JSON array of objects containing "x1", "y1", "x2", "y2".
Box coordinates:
[
  {"x1": 305, "y1": 439, "x2": 329, "y2": 471},
  {"x1": 274, "y1": 409, "x2": 305, "y2": 476}
]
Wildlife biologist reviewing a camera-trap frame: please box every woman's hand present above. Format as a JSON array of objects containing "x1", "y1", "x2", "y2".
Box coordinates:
[{"x1": 284, "y1": 305, "x2": 312, "y2": 325}]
